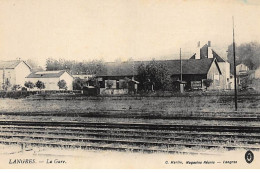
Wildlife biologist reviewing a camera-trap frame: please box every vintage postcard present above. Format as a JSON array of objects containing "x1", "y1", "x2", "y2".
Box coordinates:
[{"x1": 0, "y1": 0, "x2": 260, "y2": 169}]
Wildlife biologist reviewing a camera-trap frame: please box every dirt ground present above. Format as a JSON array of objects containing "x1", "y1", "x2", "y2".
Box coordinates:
[
  {"x1": 0, "y1": 95, "x2": 259, "y2": 114},
  {"x1": 0, "y1": 96, "x2": 259, "y2": 169}
]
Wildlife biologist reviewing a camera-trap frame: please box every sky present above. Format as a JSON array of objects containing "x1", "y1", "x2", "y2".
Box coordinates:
[{"x1": 0, "y1": 0, "x2": 260, "y2": 67}]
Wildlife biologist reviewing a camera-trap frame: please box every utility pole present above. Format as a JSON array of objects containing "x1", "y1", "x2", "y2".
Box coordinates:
[
  {"x1": 132, "y1": 60, "x2": 135, "y2": 80},
  {"x1": 180, "y1": 48, "x2": 182, "y2": 82},
  {"x1": 180, "y1": 48, "x2": 184, "y2": 93},
  {"x1": 233, "y1": 16, "x2": 238, "y2": 111}
]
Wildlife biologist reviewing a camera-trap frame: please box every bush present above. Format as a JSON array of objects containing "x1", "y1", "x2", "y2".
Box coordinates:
[
  {"x1": 24, "y1": 81, "x2": 35, "y2": 89},
  {"x1": 57, "y1": 80, "x2": 67, "y2": 90},
  {"x1": 12, "y1": 85, "x2": 21, "y2": 91},
  {"x1": 73, "y1": 78, "x2": 84, "y2": 90},
  {"x1": 203, "y1": 79, "x2": 213, "y2": 90},
  {"x1": 35, "y1": 80, "x2": 45, "y2": 90}
]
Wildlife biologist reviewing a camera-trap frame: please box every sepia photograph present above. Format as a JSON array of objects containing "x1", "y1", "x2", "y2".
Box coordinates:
[{"x1": 0, "y1": 0, "x2": 260, "y2": 169}]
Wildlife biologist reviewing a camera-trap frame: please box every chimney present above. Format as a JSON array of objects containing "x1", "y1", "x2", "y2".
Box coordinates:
[
  {"x1": 195, "y1": 41, "x2": 201, "y2": 59},
  {"x1": 208, "y1": 41, "x2": 211, "y2": 47},
  {"x1": 207, "y1": 41, "x2": 213, "y2": 58}
]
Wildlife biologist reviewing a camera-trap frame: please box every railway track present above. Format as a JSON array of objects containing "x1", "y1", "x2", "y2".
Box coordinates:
[
  {"x1": 0, "y1": 120, "x2": 260, "y2": 155},
  {"x1": 1, "y1": 111, "x2": 260, "y2": 121}
]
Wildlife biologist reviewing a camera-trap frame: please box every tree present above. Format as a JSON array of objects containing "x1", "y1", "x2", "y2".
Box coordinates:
[
  {"x1": 3, "y1": 78, "x2": 12, "y2": 91},
  {"x1": 227, "y1": 42, "x2": 260, "y2": 74},
  {"x1": 88, "y1": 77, "x2": 100, "y2": 88},
  {"x1": 203, "y1": 79, "x2": 213, "y2": 90},
  {"x1": 57, "y1": 80, "x2": 67, "y2": 90},
  {"x1": 45, "y1": 58, "x2": 107, "y2": 75},
  {"x1": 12, "y1": 85, "x2": 21, "y2": 91},
  {"x1": 121, "y1": 77, "x2": 130, "y2": 89},
  {"x1": 106, "y1": 80, "x2": 114, "y2": 89},
  {"x1": 46, "y1": 58, "x2": 61, "y2": 71},
  {"x1": 26, "y1": 59, "x2": 44, "y2": 72},
  {"x1": 35, "y1": 80, "x2": 45, "y2": 90},
  {"x1": 73, "y1": 78, "x2": 84, "y2": 90},
  {"x1": 137, "y1": 60, "x2": 171, "y2": 91},
  {"x1": 24, "y1": 81, "x2": 35, "y2": 90},
  {"x1": 156, "y1": 62, "x2": 171, "y2": 91}
]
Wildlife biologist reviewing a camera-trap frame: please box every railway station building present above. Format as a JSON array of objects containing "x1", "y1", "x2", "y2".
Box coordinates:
[
  {"x1": 190, "y1": 41, "x2": 232, "y2": 90},
  {"x1": 95, "y1": 59, "x2": 222, "y2": 93},
  {"x1": 95, "y1": 42, "x2": 230, "y2": 92}
]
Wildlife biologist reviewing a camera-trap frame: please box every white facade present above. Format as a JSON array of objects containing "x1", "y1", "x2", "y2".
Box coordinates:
[
  {"x1": 72, "y1": 74, "x2": 93, "y2": 81},
  {"x1": 193, "y1": 41, "x2": 231, "y2": 90},
  {"x1": 0, "y1": 61, "x2": 31, "y2": 90},
  {"x1": 26, "y1": 71, "x2": 74, "y2": 90},
  {"x1": 15, "y1": 62, "x2": 32, "y2": 86},
  {"x1": 218, "y1": 62, "x2": 231, "y2": 90},
  {"x1": 206, "y1": 60, "x2": 221, "y2": 90},
  {"x1": 236, "y1": 64, "x2": 249, "y2": 74}
]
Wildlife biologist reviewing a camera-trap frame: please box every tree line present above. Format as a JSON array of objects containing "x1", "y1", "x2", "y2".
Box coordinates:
[
  {"x1": 227, "y1": 41, "x2": 260, "y2": 73},
  {"x1": 46, "y1": 58, "x2": 107, "y2": 75}
]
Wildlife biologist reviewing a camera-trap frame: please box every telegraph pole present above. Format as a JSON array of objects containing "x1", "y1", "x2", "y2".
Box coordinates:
[
  {"x1": 180, "y1": 48, "x2": 184, "y2": 93},
  {"x1": 180, "y1": 48, "x2": 182, "y2": 81},
  {"x1": 233, "y1": 16, "x2": 238, "y2": 111}
]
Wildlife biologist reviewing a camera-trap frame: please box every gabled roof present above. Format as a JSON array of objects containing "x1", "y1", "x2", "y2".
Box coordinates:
[
  {"x1": 26, "y1": 70, "x2": 71, "y2": 78},
  {"x1": 236, "y1": 63, "x2": 248, "y2": 67},
  {"x1": 97, "y1": 58, "x2": 218, "y2": 77},
  {"x1": 212, "y1": 50, "x2": 225, "y2": 62},
  {"x1": 189, "y1": 44, "x2": 226, "y2": 62},
  {"x1": 0, "y1": 60, "x2": 31, "y2": 69},
  {"x1": 165, "y1": 58, "x2": 216, "y2": 75}
]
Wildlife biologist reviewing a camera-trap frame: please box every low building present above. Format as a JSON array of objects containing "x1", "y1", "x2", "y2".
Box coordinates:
[
  {"x1": 0, "y1": 60, "x2": 31, "y2": 90},
  {"x1": 166, "y1": 58, "x2": 222, "y2": 90},
  {"x1": 235, "y1": 63, "x2": 250, "y2": 88},
  {"x1": 190, "y1": 41, "x2": 231, "y2": 90},
  {"x1": 72, "y1": 74, "x2": 94, "y2": 81},
  {"x1": 96, "y1": 41, "x2": 228, "y2": 93},
  {"x1": 96, "y1": 57, "x2": 222, "y2": 92},
  {"x1": 236, "y1": 63, "x2": 249, "y2": 75},
  {"x1": 26, "y1": 70, "x2": 73, "y2": 90}
]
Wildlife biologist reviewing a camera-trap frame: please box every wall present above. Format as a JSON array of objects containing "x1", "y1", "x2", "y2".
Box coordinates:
[
  {"x1": 15, "y1": 62, "x2": 31, "y2": 87},
  {"x1": 100, "y1": 88, "x2": 128, "y2": 95},
  {"x1": 72, "y1": 74, "x2": 93, "y2": 80},
  {"x1": 207, "y1": 61, "x2": 221, "y2": 90},
  {"x1": 0, "y1": 69, "x2": 15, "y2": 90},
  {"x1": 26, "y1": 72, "x2": 73, "y2": 90},
  {"x1": 236, "y1": 64, "x2": 249, "y2": 74},
  {"x1": 218, "y1": 62, "x2": 231, "y2": 90},
  {"x1": 229, "y1": 76, "x2": 235, "y2": 90},
  {"x1": 59, "y1": 72, "x2": 74, "y2": 90},
  {"x1": 26, "y1": 77, "x2": 60, "y2": 90}
]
